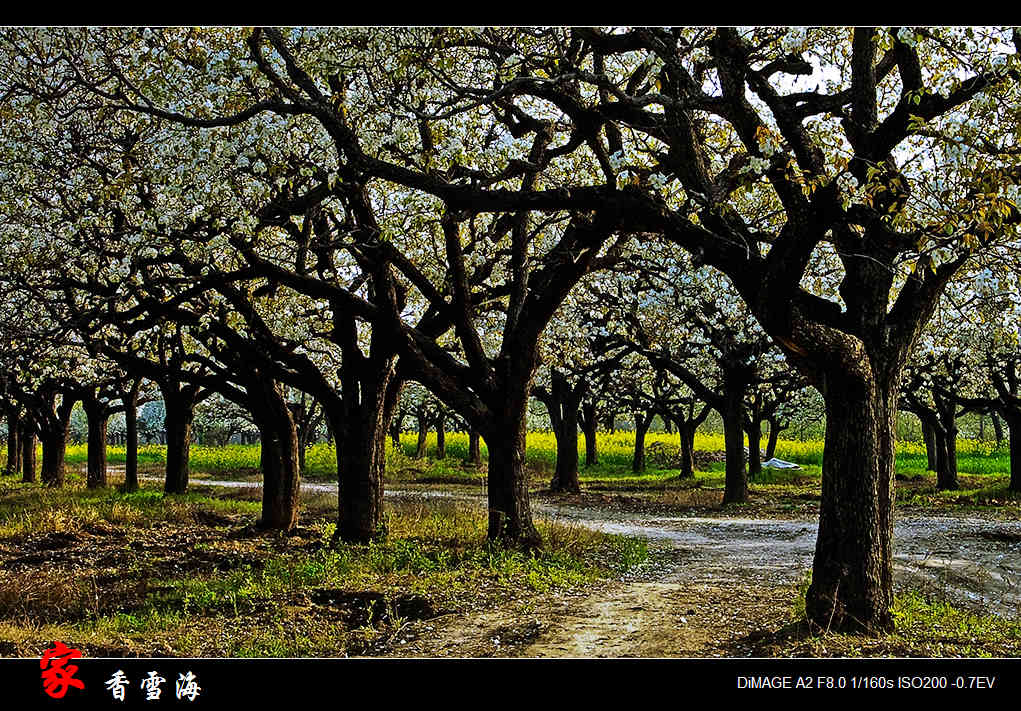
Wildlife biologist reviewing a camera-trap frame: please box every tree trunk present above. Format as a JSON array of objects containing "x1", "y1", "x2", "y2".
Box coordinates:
[
  {"x1": 390, "y1": 415, "x2": 403, "y2": 449},
  {"x1": 414, "y1": 415, "x2": 428, "y2": 459},
  {"x1": 550, "y1": 402, "x2": 580, "y2": 493},
  {"x1": 747, "y1": 421, "x2": 763, "y2": 480},
  {"x1": 581, "y1": 401, "x2": 598, "y2": 467},
  {"x1": 163, "y1": 393, "x2": 195, "y2": 494},
  {"x1": 806, "y1": 377, "x2": 897, "y2": 634},
  {"x1": 632, "y1": 412, "x2": 650, "y2": 473},
  {"x1": 21, "y1": 420, "x2": 36, "y2": 483},
  {"x1": 84, "y1": 404, "x2": 109, "y2": 489},
  {"x1": 252, "y1": 381, "x2": 301, "y2": 532},
  {"x1": 435, "y1": 413, "x2": 446, "y2": 460},
  {"x1": 765, "y1": 420, "x2": 782, "y2": 461},
  {"x1": 331, "y1": 366, "x2": 396, "y2": 544},
  {"x1": 256, "y1": 420, "x2": 300, "y2": 532},
  {"x1": 920, "y1": 417, "x2": 937, "y2": 471},
  {"x1": 721, "y1": 397, "x2": 747, "y2": 504},
  {"x1": 466, "y1": 429, "x2": 483, "y2": 468},
  {"x1": 677, "y1": 421, "x2": 695, "y2": 479},
  {"x1": 483, "y1": 411, "x2": 541, "y2": 547},
  {"x1": 992, "y1": 412, "x2": 1005, "y2": 448},
  {"x1": 124, "y1": 385, "x2": 139, "y2": 492},
  {"x1": 937, "y1": 420, "x2": 959, "y2": 491},
  {"x1": 39, "y1": 423, "x2": 69, "y2": 487},
  {"x1": 334, "y1": 412, "x2": 388, "y2": 544},
  {"x1": 1006, "y1": 413, "x2": 1021, "y2": 492},
  {"x1": 5, "y1": 410, "x2": 20, "y2": 477}
]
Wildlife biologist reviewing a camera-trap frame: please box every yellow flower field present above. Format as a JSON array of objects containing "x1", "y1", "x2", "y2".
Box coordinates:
[{"x1": 1, "y1": 430, "x2": 1009, "y2": 480}]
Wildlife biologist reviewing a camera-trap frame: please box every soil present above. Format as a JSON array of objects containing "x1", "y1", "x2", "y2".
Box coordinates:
[{"x1": 126, "y1": 473, "x2": 1021, "y2": 658}]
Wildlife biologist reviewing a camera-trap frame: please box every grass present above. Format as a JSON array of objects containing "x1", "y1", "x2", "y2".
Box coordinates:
[
  {"x1": 0, "y1": 481, "x2": 261, "y2": 539},
  {"x1": 4, "y1": 430, "x2": 1008, "y2": 485},
  {"x1": 0, "y1": 476, "x2": 647, "y2": 657},
  {"x1": 763, "y1": 574, "x2": 1021, "y2": 657},
  {"x1": 1, "y1": 433, "x2": 1015, "y2": 658},
  {"x1": 2, "y1": 429, "x2": 1013, "y2": 524},
  {"x1": 393, "y1": 430, "x2": 1011, "y2": 477}
]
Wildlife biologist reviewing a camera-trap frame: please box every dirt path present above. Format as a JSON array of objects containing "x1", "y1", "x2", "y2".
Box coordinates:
[{"x1": 140, "y1": 473, "x2": 1021, "y2": 656}]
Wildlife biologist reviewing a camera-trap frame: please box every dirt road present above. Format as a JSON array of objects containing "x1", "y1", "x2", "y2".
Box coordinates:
[
  {"x1": 518, "y1": 504, "x2": 1021, "y2": 656},
  {"x1": 155, "y1": 474, "x2": 1021, "y2": 656}
]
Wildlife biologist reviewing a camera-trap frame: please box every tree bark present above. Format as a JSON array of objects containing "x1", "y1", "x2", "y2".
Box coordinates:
[
  {"x1": 5, "y1": 409, "x2": 20, "y2": 477},
  {"x1": 920, "y1": 417, "x2": 937, "y2": 471},
  {"x1": 632, "y1": 412, "x2": 651, "y2": 473},
  {"x1": 928, "y1": 394, "x2": 960, "y2": 491},
  {"x1": 123, "y1": 383, "x2": 140, "y2": 492},
  {"x1": 435, "y1": 413, "x2": 446, "y2": 460},
  {"x1": 331, "y1": 366, "x2": 397, "y2": 544},
  {"x1": 721, "y1": 395, "x2": 748, "y2": 504},
  {"x1": 746, "y1": 420, "x2": 763, "y2": 479},
  {"x1": 414, "y1": 414, "x2": 428, "y2": 459},
  {"x1": 256, "y1": 423, "x2": 300, "y2": 531},
  {"x1": 466, "y1": 429, "x2": 483, "y2": 468},
  {"x1": 289, "y1": 401, "x2": 316, "y2": 476},
  {"x1": 251, "y1": 380, "x2": 301, "y2": 532},
  {"x1": 805, "y1": 376, "x2": 898, "y2": 634},
  {"x1": 39, "y1": 418, "x2": 70, "y2": 488},
  {"x1": 765, "y1": 420, "x2": 782, "y2": 460},
  {"x1": 677, "y1": 421, "x2": 695, "y2": 479},
  {"x1": 550, "y1": 402, "x2": 580, "y2": 493},
  {"x1": 937, "y1": 420, "x2": 959, "y2": 491},
  {"x1": 581, "y1": 401, "x2": 598, "y2": 467},
  {"x1": 20, "y1": 419, "x2": 36, "y2": 483},
  {"x1": 1007, "y1": 414, "x2": 1021, "y2": 492},
  {"x1": 389, "y1": 412, "x2": 404, "y2": 450},
  {"x1": 483, "y1": 410, "x2": 541, "y2": 547},
  {"x1": 84, "y1": 404, "x2": 109, "y2": 489},
  {"x1": 540, "y1": 372, "x2": 585, "y2": 493},
  {"x1": 333, "y1": 411, "x2": 388, "y2": 544},
  {"x1": 992, "y1": 412, "x2": 1004, "y2": 448},
  {"x1": 163, "y1": 392, "x2": 195, "y2": 494}
]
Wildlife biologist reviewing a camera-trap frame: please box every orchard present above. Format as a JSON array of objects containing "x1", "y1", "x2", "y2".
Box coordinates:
[{"x1": 0, "y1": 27, "x2": 1019, "y2": 658}]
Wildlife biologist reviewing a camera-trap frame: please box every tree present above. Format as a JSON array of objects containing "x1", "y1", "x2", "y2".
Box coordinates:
[
  {"x1": 900, "y1": 354, "x2": 969, "y2": 490},
  {"x1": 533, "y1": 368, "x2": 587, "y2": 491},
  {"x1": 532, "y1": 294, "x2": 628, "y2": 491},
  {"x1": 937, "y1": 267, "x2": 1021, "y2": 491},
  {"x1": 118, "y1": 378, "x2": 147, "y2": 491},
  {"x1": 80, "y1": 378, "x2": 129, "y2": 489},
  {"x1": 744, "y1": 364, "x2": 806, "y2": 478},
  {"x1": 508, "y1": 25, "x2": 1021, "y2": 631},
  {"x1": 4, "y1": 26, "x2": 1021, "y2": 629},
  {"x1": 604, "y1": 259, "x2": 777, "y2": 502}
]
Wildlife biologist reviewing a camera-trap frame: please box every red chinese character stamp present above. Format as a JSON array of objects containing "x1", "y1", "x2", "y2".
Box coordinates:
[{"x1": 40, "y1": 641, "x2": 85, "y2": 699}]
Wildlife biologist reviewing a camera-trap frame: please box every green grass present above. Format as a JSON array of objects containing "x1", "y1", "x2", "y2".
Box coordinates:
[
  {"x1": 0, "y1": 478, "x2": 647, "y2": 657},
  {"x1": 773, "y1": 573, "x2": 1021, "y2": 657},
  {"x1": 899, "y1": 479, "x2": 1021, "y2": 509},
  {"x1": 767, "y1": 572, "x2": 1021, "y2": 653},
  {"x1": 0, "y1": 478, "x2": 262, "y2": 538},
  {"x1": 4, "y1": 430, "x2": 1008, "y2": 484},
  {"x1": 888, "y1": 591, "x2": 1021, "y2": 655}
]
